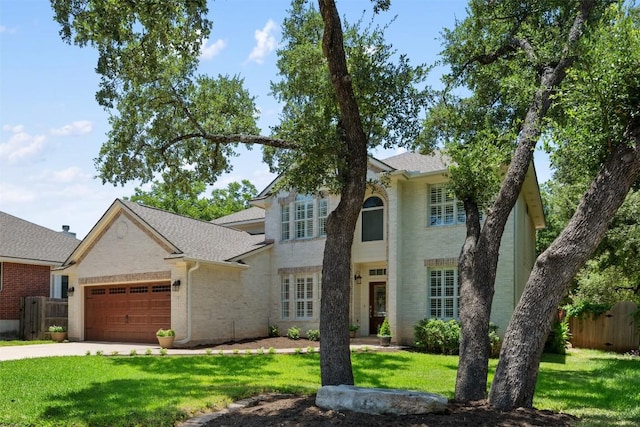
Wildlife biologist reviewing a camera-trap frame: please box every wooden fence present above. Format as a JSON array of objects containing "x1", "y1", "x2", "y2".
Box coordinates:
[
  {"x1": 19, "y1": 296, "x2": 68, "y2": 340},
  {"x1": 568, "y1": 301, "x2": 639, "y2": 352}
]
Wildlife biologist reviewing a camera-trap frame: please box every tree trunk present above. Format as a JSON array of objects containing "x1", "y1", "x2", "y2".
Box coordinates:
[
  {"x1": 489, "y1": 132, "x2": 640, "y2": 410},
  {"x1": 454, "y1": 1, "x2": 595, "y2": 401},
  {"x1": 318, "y1": 0, "x2": 369, "y2": 386}
]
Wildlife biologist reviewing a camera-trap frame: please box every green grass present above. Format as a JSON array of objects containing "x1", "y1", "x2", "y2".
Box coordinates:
[
  {"x1": 0, "y1": 340, "x2": 53, "y2": 347},
  {"x1": 0, "y1": 349, "x2": 637, "y2": 426}
]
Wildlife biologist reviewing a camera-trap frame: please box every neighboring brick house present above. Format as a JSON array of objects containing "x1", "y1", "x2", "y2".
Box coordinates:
[
  {"x1": 0, "y1": 212, "x2": 80, "y2": 338},
  {"x1": 60, "y1": 151, "x2": 544, "y2": 345}
]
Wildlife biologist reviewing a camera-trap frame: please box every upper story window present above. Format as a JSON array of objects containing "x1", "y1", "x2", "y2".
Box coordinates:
[
  {"x1": 362, "y1": 196, "x2": 384, "y2": 242},
  {"x1": 429, "y1": 184, "x2": 466, "y2": 226},
  {"x1": 281, "y1": 195, "x2": 328, "y2": 241}
]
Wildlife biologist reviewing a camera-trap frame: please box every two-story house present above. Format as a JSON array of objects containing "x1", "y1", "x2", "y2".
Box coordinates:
[{"x1": 59, "y1": 151, "x2": 544, "y2": 345}]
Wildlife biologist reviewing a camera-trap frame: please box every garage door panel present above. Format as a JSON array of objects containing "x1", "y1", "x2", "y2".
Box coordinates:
[{"x1": 85, "y1": 283, "x2": 171, "y2": 343}]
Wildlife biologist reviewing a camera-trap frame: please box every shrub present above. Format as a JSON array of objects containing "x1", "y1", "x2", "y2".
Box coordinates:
[
  {"x1": 377, "y1": 318, "x2": 391, "y2": 337},
  {"x1": 489, "y1": 322, "x2": 502, "y2": 358},
  {"x1": 48, "y1": 325, "x2": 65, "y2": 332},
  {"x1": 564, "y1": 301, "x2": 611, "y2": 319},
  {"x1": 414, "y1": 318, "x2": 461, "y2": 355},
  {"x1": 287, "y1": 326, "x2": 301, "y2": 340},
  {"x1": 544, "y1": 319, "x2": 571, "y2": 354},
  {"x1": 307, "y1": 329, "x2": 320, "y2": 341},
  {"x1": 156, "y1": 328, "x2": 175, "y2": 337},
  {"x1": 268, "y1": 324, "x2": 280, "y2": 337}
]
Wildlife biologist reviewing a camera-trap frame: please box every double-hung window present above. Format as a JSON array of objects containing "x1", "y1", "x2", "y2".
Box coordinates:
[
  {"x1": 281, "y1": 195, "x2": 329, "y2": 241},
  {"x1": 429, "y1": 184, "x2": 467, "y2": 226},
  {"x1": 428, "y1": 268, "x2": 459, "y2": 319},
  {"x1": 281, "y1": 277, "x2": 290, "y2": 319},
  {"x1": 295, "y1": 276, "x2": 314, "y2": 319}
]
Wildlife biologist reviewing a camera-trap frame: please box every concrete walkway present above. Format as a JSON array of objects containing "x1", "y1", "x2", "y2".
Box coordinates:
[{"x1": 0, "y1": 338, "x2": 390, "y2": 361}]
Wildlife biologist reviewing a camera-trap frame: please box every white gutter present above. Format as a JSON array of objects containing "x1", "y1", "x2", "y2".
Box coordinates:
[{"x1": 175, "y1": 261, "x2": 200, "y2": 345}]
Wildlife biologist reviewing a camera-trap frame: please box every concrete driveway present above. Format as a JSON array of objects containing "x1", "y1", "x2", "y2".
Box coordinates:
[{"x1": 0, "y1": 342, "x2": 211, "y2": 361}]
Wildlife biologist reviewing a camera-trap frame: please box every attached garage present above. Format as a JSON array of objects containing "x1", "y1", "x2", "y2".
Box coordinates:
[{"x1": 84, "y1": 283, "x2": 171, "y2": 343}]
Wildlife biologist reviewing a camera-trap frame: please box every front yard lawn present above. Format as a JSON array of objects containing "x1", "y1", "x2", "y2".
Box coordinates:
[{"x1": 0, "y1": 348, "x2": 637, "y2": 426}]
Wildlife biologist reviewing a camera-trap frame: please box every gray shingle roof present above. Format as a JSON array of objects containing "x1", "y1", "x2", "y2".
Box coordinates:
[
  {"x1": 212, "y1": 206, "x2": 265, "y2": 225},
  {"x1": 0, "y1": 211, "x2": 80, "y2": 264},
  {"x1": 120, "y1": 200, "x2": 269, "y2": 262},
  {"x1": 380, "y1": 151, "x2": 449, "y2": 174}
]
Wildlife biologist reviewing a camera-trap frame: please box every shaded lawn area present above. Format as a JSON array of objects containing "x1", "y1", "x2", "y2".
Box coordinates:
[{"x1": 0, "y1": 349, "x2": 637, "y2": 427}]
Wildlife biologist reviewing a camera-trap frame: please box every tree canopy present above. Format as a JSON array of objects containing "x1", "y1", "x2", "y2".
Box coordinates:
[{"x1": 126, "y1": 180, "x2": 258, "y2": 221}]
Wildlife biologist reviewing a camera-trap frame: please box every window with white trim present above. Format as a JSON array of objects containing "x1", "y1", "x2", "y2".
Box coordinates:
[
  {"x1": 318, "y1": 199, "x2": 328, "y2": 237},
  {"x1": 361, "y1": 196, "x2": 384, "y2": 241},
  {"x1": 429, "y1": 184, "x2": 481, "y2": 226},
  {"x1": 295, "y1": 195, "x2": 314, "y2": 238},
  {"x1": 281, "y1": 195, "x2": 329, "y2": 241},
  {"x1": 281, "y1": 205, "x2": 290, "y2": 241},
  {"x1": 428, "y1": 268, "x2": 460, "y2": 319},
  {"x1": 295, "y1": 276, "x2": 314, "y2": 319},
  {"x1": 281, "y1": 277, "x2": 290, "y2": 319}
]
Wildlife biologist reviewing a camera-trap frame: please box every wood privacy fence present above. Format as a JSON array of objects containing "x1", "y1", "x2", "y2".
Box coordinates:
[
  {"x1": 20, "y1": 296, "x2": 68, "y2": 340},
  {"x1": 568, "y1": 301, "x2": 639, "y2": 352}
]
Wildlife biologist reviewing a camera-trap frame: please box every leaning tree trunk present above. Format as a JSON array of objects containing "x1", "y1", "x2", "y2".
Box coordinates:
[
  {"x1": 454, "y1": 1, "x2": 595, "y2": 401},
  {"x1": 318, "y1": 0, "x2": 369, "y2": 386},
  {"x1": 489, "y1": 133, "x2": 640, "y2": 410}
]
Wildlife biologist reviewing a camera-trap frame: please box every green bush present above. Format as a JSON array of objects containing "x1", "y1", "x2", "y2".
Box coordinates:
[
  {"x1": 544, "y1": 319, "x2": 571, "y2": 354},
  {"x1": 377, "y1": 317, "x2": 391, "y2": 337},
  {"x1": 564, "y1": 301, "x2": 611, "y2": 319},
  {"x1": 414, "y1": 318, "x2": 460, "y2": 355},
  {"x1": 414, "y1": 319, "x2": 502, "y2": 356},
  {"x1": 489, "y1": 322, "x2": 502, "y2": 358},
  {"x1": 286, "y1": 326, "x2": 301, "y2": 340},
  {"x1": 306, "y1": 329, "x2": 320, "y2": 341},
  {"x1": 268, "y1": 324, "x2": 279, "y2": 337}
]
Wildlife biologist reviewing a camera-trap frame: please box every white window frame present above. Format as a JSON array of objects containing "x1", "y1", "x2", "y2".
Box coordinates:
[
  {"x1": 361, "y1": 196, "x2": 384, "y2": 242},
  {"x1": 295, "y1": 276, "x2": 314, "y2": 319},
  {"x1": 281, "y1": 204, "x2": 291, "y2": 241},
  {"x1": 318, "y1": 199, "x2": 328, "y2": 237},
  {"x1": 294, "y1": 195, "x2": 314, "y2": 239},
  {"x1": 428, "y1": 267, "x2": 460, "y2": 320},
  {"x1": 281, "y1": 277, "x2": 290, "y2": 320}
]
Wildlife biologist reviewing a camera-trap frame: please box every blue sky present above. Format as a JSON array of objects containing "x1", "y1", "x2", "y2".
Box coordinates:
[{"x1": 0, "y1": 0, "x2": 551, "y2": 239}]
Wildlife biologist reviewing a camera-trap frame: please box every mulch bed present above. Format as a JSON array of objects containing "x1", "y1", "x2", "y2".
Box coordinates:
[{"x1": 195, "y1": 337, "x2": 577, "y2": 426}]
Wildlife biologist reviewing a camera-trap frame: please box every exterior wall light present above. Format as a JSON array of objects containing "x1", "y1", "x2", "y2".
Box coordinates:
[
  {"x1": 353, "y1": 274, "x2": 362, "y2": 284},
  {"x1": 172, "y1": 280, "x2": 181, "y2": 291}
]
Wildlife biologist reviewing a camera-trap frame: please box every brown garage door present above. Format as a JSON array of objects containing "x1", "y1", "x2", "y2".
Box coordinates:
[{"x1": 85, "y1": 283, "x2": 171, "y2": 343}]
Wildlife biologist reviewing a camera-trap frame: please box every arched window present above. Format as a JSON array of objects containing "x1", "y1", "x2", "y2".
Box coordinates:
[{"x1": 362, "y1": 196, "x2": 384, "y2": 242}]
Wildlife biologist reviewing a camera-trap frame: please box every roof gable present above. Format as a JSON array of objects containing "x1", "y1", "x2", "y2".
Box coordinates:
[{"x1": 66, "y1": 200, "x2": 269, "y2": 266}]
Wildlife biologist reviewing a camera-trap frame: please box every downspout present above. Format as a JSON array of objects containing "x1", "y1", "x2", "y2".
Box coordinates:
[{"x1": 175, "y1": 261, "x2": 200, "y2": 345}]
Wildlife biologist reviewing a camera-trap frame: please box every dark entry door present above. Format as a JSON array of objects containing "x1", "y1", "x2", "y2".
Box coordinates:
[{"x1": 369, "y1": 282, "x2": 387, "y2": 334}]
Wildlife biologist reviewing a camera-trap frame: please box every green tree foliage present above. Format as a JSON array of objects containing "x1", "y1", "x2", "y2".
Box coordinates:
[
  {"x1": 51, "y1": 0, "x2": 291, "y2": 192},
  {"x1": 265, "y1": 0, "x2": 430, "y2": 194},
  {"x1": 127, "y1": 180, "x2": 258, "y2": 221},
  {"x1": 425, "y1": 0, "x2": 607, "y2": 402}
]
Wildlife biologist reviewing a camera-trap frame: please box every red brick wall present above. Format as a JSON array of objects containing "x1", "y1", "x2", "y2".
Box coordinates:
[{"x1": 1, "y1": 262, "x2": 51, "y2": 320}]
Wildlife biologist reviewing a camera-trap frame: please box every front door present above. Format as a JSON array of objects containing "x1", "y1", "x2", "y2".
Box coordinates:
[{"x1": 369, "y1": 282, "x2": 387, "y2": 334}]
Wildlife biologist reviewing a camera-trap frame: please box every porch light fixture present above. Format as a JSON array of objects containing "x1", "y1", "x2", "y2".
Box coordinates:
[
  {"x1": 172, "y1": 280, "x2": 181, "y2": 291},
  {"x1": 67, "y1": 287, "x2": 75, "y2": 296},
  {"x1": 353, "y1": 274, "x2": 362, "y2": 284}
]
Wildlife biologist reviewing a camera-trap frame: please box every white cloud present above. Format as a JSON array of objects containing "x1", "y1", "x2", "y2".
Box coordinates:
[
  {"x1": 40, "y1": 166, "x2": 92, "y2": 184},
  {"x1": 200, "y1": 38, "x2": 227, "y2": 60},
  {"x1": 0, "y1": 25, "x2": 17, "y2": 34},
  {"x1": 0, "y1": 128, "x2": 46, "y2": 162},
  {"x1": 49, "y1": 120, "x2": 93, "y2": 136},
  {"x1": 2, "y1": 124, "x2": 24, "y2": 133},
  {"x1": 0, "y1": 181, "x2": 36, "y2": 204},
  {"x1": 247, "y1": 20, "x2": 278, "y2": 64}
]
